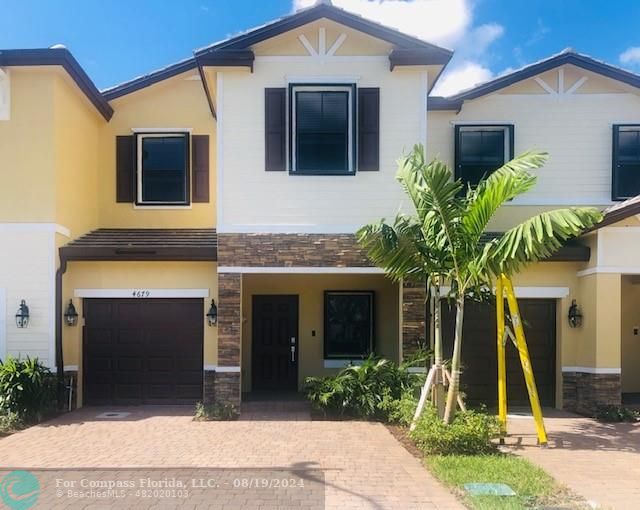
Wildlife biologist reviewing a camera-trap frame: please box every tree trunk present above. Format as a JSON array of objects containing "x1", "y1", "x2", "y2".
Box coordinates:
[
  {"x1": 431, "y1": 283, "x2": 446, "y2": 418},
  {"x1": 443, "y1": 297, "x2": 465, "y2": 424}
]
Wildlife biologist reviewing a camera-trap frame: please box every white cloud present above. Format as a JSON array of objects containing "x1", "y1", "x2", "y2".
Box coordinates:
[
  {"x1": 620, "y1": 47, "x2": 640, "y2": 67},
  {"x1": 293, "y1": 0, "x2": 471, "y2": 48},
  {"x1": 431, "y1": 61, "x2": 493, "y2": 96}
]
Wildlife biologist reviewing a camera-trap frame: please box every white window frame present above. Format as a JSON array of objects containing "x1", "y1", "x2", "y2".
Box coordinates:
[
  {"x1": 290, "y1": 85, "x2": 354, "y2": 175},
  {"x1": 136, "y1": 132, "x2": 189, "y2": 206}
]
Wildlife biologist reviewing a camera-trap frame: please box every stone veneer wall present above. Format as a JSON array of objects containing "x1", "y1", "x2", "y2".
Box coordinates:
[
  {"x1": 217, "y1": 233, "x2": 373, "y2": 267},
  {"x1": 562, "y1": 372, "x2": 621, "y2": 415},
  {"x1": 212, "y1": 272, "x2": 242, "y2": 408},
  {"x1": 402, "y1": 281, "x2": 427, "y2": 359}
]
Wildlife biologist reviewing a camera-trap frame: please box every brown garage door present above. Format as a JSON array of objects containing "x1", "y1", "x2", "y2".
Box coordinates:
[
  {"x1": 442, "y1": 299, "x2": 556, "y2": 407},
  {"x1": 83, "y1": 299, "x2": 203, "y2": 405}
]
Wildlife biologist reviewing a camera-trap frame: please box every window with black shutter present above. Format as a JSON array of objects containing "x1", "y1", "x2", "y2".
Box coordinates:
[
  {"x1": 455, "y1": 125, "x2": 514, "y2": 187},
  {"x1": 290, "y1": 85, "x2": 355, "y2": 175},
  {"x1": 136, "y1": 133, "x2": 190, "y2": 205},
  {"x1": 612, "y1": 125, "x2": 640, "y2": 200}
]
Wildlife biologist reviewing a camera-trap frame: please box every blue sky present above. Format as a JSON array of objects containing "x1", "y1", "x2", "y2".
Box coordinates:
[{"x1": 3, "y1": 0, "x2": 640, "y2": 95}]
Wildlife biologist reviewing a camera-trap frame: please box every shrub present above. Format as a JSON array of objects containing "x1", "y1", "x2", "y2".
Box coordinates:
[
  {"x1": 595, "y1": 404, "x2": 639, "y2": 423},
  {"x1": 304, "y1": 355, "x2": 421, "y2": 419},
  {"x1": 194, "y1": 401, "x2": 238, "y2": 421},
  {"x1": 379, "y1": 390, "x2": 418, "y2": 425},
  {"x1": 0, "y1": 356, "x2": 56, "y2": 422},
  {"x1": 410, "y1": 405, "x2": 499, "y2": 455},
  {"x1": 0, "y1": 411, "x2": 22, "y2": 434}
]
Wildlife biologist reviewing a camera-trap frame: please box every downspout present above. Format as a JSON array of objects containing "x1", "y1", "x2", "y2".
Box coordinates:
[{"x1": 55, "y1": 253, "x2": 68, "y2": 410}]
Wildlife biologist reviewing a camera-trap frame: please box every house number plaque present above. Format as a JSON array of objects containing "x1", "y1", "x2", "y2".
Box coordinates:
[{"x1": 131, "y1": 290, "x2": 151, "y2": 298}]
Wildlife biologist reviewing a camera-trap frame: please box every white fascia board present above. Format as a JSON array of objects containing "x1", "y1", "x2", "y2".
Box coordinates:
[
  {"x1": 577, "y1": 266, "x2": 640, "y2": 277},
  {"x1": 216, "y1": 224, "x2": 363, "y2": 234},
  {"x1": 131, "y1": 127, "x2": 193, "y2": 133},
  {"x1": 203, "y1": 365, "x2": 241, "y2": 372},
  {"x1": 562, "y1": 366, "x2": 621, "y2": 374},
  {"x1": 439, "y1": 285, "x2": 569, "y2": 299},
  {"x1": 74, "y1": 289, "x2": 210, "y2": 298},
  {"x1": 0, "y1": 223, "x2": 71, "y2": 237},
  {"x1": 218, "y1": 267, "x2": 384, "y2": 274}
]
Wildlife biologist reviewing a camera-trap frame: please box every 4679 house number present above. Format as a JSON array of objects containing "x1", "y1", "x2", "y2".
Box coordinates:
[{"x1": 131, "y1": 290, "x2": 151, "y2": 298}]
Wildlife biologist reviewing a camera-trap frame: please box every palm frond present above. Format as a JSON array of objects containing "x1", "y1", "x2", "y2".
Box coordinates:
[
  {"x1": 488, "y1": 207, "x2": 603, "y2": 276},
  {"x1": 357, "y1": 217, "x2": 429, "y2": 282},
  {"x1": 464, "y1": 151, "x2": 548, "y2": 240}
]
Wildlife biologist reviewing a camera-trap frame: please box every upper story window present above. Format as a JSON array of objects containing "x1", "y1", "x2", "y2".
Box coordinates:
[
  {"x1": 612, "y1": 125, "x2": 640, "y2": 201},
  {"x1": 136, "y1": 133, "x2": 189, "y2": 205},
  {"x1": 324, "y1": 291, "x2": 374, "y2": 359},
  {"x1": 454, "y1": 125, "x2": 514, "y2": 187},
  {"x1": 290, "y1": 85, "x2": 355, "y2": 175}
]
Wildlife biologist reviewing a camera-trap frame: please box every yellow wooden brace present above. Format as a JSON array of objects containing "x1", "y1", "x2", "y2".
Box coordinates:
[{"x1": 496, "y1": 274, "x2": 548, "y2": 447}]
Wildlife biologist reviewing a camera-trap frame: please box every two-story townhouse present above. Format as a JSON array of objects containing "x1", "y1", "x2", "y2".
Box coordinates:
[{"x1": 1, "y1": 0, "x2": 640, "y2": 415}]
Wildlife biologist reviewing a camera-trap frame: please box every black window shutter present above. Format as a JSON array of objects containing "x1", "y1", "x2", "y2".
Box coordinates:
[
  {"x1": 265, "y1": 88, "x2": 286, "y2": 171},
  {"x1": 116, "y1": 135, "x2": 135, "y2": 202},
  {"x1": 192, "y1": 135, "x2": 210, "y2": 202},
  {"x1": 358, "y1": 88, "x2": 380, "y2": 171}
]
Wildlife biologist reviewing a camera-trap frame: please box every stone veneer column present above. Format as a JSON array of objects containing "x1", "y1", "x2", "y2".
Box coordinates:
[
  {"x1": 401, "y1": 281, "x2": 427, "y2": 360},
  {"x1": 213, "y1": 272, "x2": 242, "y2": 409},
  {"x1": 562, "y1": 372, "x2": 621, "y2": 415}
]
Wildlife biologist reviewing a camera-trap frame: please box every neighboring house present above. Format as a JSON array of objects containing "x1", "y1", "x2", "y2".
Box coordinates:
[{"x1": 0, "y1": 1, "x2": 639, "y2": 415}]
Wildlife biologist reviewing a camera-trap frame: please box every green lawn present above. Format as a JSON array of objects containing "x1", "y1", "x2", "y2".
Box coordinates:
[{"x1": 425, "y1": 453, "x2": 583, "y2": 510}]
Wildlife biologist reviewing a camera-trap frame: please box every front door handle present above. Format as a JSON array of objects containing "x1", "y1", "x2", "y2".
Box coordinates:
[{"x1": 290, "y1": 345, "x2": 296, "y2": 362}]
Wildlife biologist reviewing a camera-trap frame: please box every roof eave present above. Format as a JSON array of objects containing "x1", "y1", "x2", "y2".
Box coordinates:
[
  {"x1": 0, "y1": 48, "x2": 113, "y2": 120},
  {"x1": 449, "y1": 52, "x2": 640, "y2": 103}
]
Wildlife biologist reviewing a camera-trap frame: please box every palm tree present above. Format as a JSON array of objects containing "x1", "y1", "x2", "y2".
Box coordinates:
[{"x1": 358, "y1": 145, "x2": 602, "y2": 423}]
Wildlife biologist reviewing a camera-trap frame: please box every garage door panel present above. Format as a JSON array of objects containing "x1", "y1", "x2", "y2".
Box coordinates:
[
  {"x1": 84, "y1": 298, "x2": 204, "y2": 405},
  {"x1": 442, "y1": 299, "x2": 556, "y2": 407}
]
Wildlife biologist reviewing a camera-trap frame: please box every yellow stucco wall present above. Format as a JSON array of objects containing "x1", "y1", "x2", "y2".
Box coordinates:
[
  {"x1": 98, "y1": 71, "x2": 216, "y2": 228},
  {"x1": 54, "y1": 73, "x2": 102, "y2": 237},
  {"x1": 241, "y1": 273, "x2": 399, "y2": 392},
  {"x1": 0, "y1": 68, "x2": 56, "y2": 221},
  {"x1": 621, "y1": 276, "x2": 640, "y2": 393},
  {"x1": 62, "y1": 261, "x2": 218, "y2": 404}
]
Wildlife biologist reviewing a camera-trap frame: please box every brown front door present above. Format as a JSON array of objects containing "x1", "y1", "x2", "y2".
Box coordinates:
[
  {"x1": 252, "y1": 295, "x2": 299, "y2": 391},
  {"x1": 83, "y1": 298, "x2": 204, "y2": 405},
  {"x1": 442, "y1": 299, "x2": 556, "y2": 407}
]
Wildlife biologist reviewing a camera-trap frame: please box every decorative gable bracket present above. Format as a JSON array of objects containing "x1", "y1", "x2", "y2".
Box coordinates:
[
  {"x1": 534, "y1": 67, "x2": 588, "y2": 97},
  {"x1": 0, "y1": 67, "x2": 10, "y2": 120}
]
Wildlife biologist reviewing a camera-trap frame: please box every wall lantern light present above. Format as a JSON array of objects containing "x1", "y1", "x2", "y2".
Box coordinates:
[
  {"x1": 15, "y1": 299, "x2": 30, "y2": 328},
  {"x1": 206, "y1": 299, "x2": 218, "y2": 326},
  {"x1": 64, "y1": 299, "x2": 79, "y2": 327},
  {"x1": 568, "y1": 299, "x2": 583, "y2": 328}
]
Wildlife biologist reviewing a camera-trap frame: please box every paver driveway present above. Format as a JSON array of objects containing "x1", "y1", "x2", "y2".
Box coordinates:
[
  {"x1": 503, "y1": 410, "x2": 640, "y2": 510},
  {"x1": 0, "y1": 406, "x2": 462, "y2": 509}
]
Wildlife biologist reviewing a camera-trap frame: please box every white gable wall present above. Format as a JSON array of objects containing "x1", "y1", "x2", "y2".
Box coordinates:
[
  {"x1": 428, "y1": 88, "x2": 640, "y2": 207},
  {"x1": 218, "y1": 59, "x2": 427, "y2": 232}
]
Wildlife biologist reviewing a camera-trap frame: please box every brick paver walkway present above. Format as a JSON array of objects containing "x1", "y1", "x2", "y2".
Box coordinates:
[
  {"x1": 503, "y1": 409, "x2": 640, "y2": 510},
  {"x1": 0, "y1": 406, "x2": 463, "y2": 509}
]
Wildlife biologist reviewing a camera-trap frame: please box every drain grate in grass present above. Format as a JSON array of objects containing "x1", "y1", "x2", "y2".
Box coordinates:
[{"x1": 464, "y1": 483, "x2": 516, "y2": 496}]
